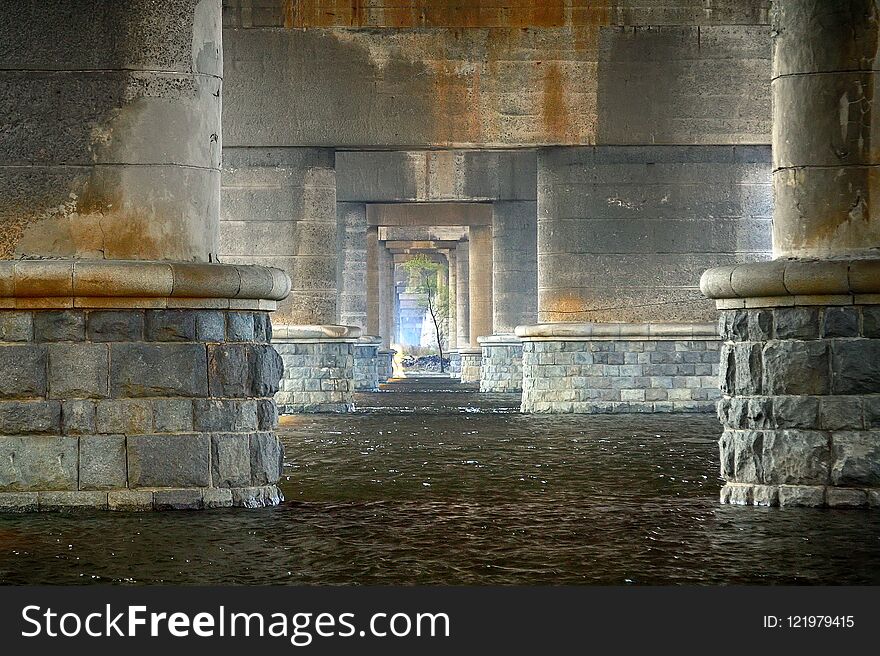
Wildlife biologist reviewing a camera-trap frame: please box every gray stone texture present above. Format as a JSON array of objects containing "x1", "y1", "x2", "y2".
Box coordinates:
[
  {"x1": 537, "y1": 146, "x2": 772, "y2": 324},
  {"x1": 717, "y1": 306, "x2": 880, "y2": 507},
  {"x1": 275, "y1": 340, "x2": 355, "y2": 413},
  {"x1": 480, "y1": 342, "x2": 524, "y2": 393},
  {"x1": 354, "y1": 342, "x2": 380, "y2": 391},
  {"x1": 459, "y1": 351, "x2": 482, "y2": 384},
  {"x1": 0, "y1": 308, "x2": 285, "y2": 511},
  {"x1": 521, "y1": 338, "x2": 721, "y2": 413}
]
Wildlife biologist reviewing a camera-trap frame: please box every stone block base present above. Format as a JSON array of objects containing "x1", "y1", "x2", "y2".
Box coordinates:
[
  {"x1": 0, "y1": 308, "x2": 285, "y2": 512},
  {"x1": 354, "y1": 338, "x2": 381, "y2": 391},
  {"x1": 517, "y1": 323, "x2": 720, "y2": 413},
  {"x1": 274, "y1": 336, "x2": 355, "y2": 412},
  {"x1": 459, "y1": 348, "x2": 481, "y2": 383},
  {"x1": 448, "y1": 351, "x2": 461, "y2": 377},
  {"x1": 479, "y1": 335, "x2": 523, "y2": 392},
  {"x1": 716, "y1": 305, "x2": 880, "y2": 508},
  {"x1": 0, "y1": 484, "x2": 282, "y2": 512},
  {"x1": 378, "y1": 349, "x2": 395, "y2": 382}
]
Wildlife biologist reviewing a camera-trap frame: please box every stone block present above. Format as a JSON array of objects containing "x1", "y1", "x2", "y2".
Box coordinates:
[
  {"x1": 0, "y1": 492, "x2": 39, "y2": 512},
  {"x1": 212, "y1": 433, "x2": 252, "y2": 487},
  {"x1": 820, "y1": 397, "x2": 864, "y2": 430},
  {"x1": 826, "y1": 487, "x2": 868, "y2": 508},
  {"x1": 746, "y1": 310, "x2": 773, "y2": 342},
  {"x1": 87, "y1": 311, "x2": 144, "y2": 341},
  {"x1": 110, "y1": 343, "x2": 208, "y2": 398},
  {"x1": 862, "y1": 306, "x2": 880, "y2": 338},
  {"x1": 719, "y1": 431, "x2": 735, "y2": 478},
  {"x1": 747, "y1": 397, "x2": 774, "y2": 429},
  {"x1": 195, "y1": 311, "x2": 226, "y2": 342},
  {"x1": 203, "y1": 487, "x2": 234, "y2": 509},
  {"x1": 822, "y1": 307, "x2": 860, "y2": 338},
  {"x1": 778, "y1": 485, "x2": 825, "y2": 507},
  {"x1": 752, "y1": 484, "x2": 778, "y2": 506},
  {"x1": 774, "y1": 307, "x2": 820, "y2": 339},
  {"x1": 193, "y1": 399, "x2": 257, "y2": 432},
  {"x1": 33, "y1": 311, "x2": 85, "y2": 342},
  {"x1": 108, "y1": 489, "x2": 154, "y2": 511},
  {"x1": 79, "y1": 434, "x2": 127, "y2": 490},
  {"x1": 208, "y1": 344, "x2": 250, "y2": 397},
  {"x1": 153, "y1": 489, "x2": 204, "y2": 510},
  {"x1": 144, "y1": 310, "x2": 197, "y2": 342},
  {"x1": 232, "y1": 484, "x2": 282, "y2": 508},
  {"x1": 152, "y1": 399, "x2": 193, "y2": 433},
  {"x1": 0, "y1": 436, "x2": 78, "y2": 491},
  {"x1": 761, "y1": 430, "x2": 830, "y2": 485},
  {"x1": 0, "y1": 344, "x2": 47, "y2": 398},
  {"x1": 48, "y1": 343, "x2": 109, "y2": 398},
  {"x1": 0, "y1": 401, "x2": 61, "y2": 435},
  {"x1": 831, "y1": 431, "x2": 880, "y2": 486},
  {"x1": 831, "y1": 341, "x2": 880, "y2": 395},
  {"x1": 96, "y1": 399, "x2": 152, "y2": 434},
  {"x1": 762, "y1": 341, "x2": 830, "y2": 396},
  {"x1": 248, "y1": 344, "x2": 284, "y2": 396},
  {"x1": 250, "y1": 432, "x2": 283, "y2": 485},
  {"x1": 127, "y1": 434, "x2": 210, "y2": 488},
  {"x1": 0, "y1": 312, "x2": 32, "y2": 342},
  {"x1": 733, "y1": 430, "x2": 763, "y2": 484},
  {"x1": 257, "y1": 399, "x2": 279, "y2": 430},
  {"x1": 728, "y1": 310, "x2": 749, "y2": 341},
  {"x1": 727, "y1": 483, "x2": 753, "y2": 505},
  {"x1": 865, "y1": 396, "x2": 880, "y2": 428},
  {"x1": 62, "y1": 400, "x2": 96, "y2": 435},
  {"x1": 773, "y1": 395, "x2": 820, "y2": 429},
  {"x1": 39, "y1": 491, "x2": 108, "y2": 511},
  {"x1": 733, "y1": 342, "x2": 762, "y2": 395},
  {"x1": 254, "y1": 314, "x2": 272, "y2": 343},
  {"x1": 226, "y1": 313, "x2": 255, "y2": 341}
]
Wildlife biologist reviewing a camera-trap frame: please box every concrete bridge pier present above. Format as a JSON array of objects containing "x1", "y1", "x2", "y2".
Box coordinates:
[
  {"x1": 450, "y1": 240, "x2": 470, "y2": 377},
  {"x1": 479, "y1": 201, "x2": 538, "y2": 393},
  {"x1": 702, "y1": 0, "x2": 880, "y2": 508},
  {"x1": 461, "y1": 227, "x2": 493, "y2": 383},
  {"x1": 0, "y1": 0, "x2": 290, "y2": 511}
]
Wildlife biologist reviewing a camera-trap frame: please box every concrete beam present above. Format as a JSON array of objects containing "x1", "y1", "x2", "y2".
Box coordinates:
[{"x1": 367, "y1": 203, "x2": 491, "y2": 227}]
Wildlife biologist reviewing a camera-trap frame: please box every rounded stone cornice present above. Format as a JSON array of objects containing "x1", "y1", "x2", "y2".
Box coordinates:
[
  {"x1": 457, "y1": 347, "x2": 482, "y2": 355},
  {"x1": 356, "y1": 335, "x2": 383, "y2": 345},
  {"x1": 272, "y1": 324, "x2": 362, "y2": 341},
  {"x1": 515, "y1": 322, "x2": 718, "y2": 340},
  {"x1": 478, "y1": 333, "x2": 521, "y2": 346},
  {"x1": 0, "y1": 260, "x2": 291, "y2": 309},
  {"x1": 701, "y1": 258, "x2": 880, "y2": 307}
]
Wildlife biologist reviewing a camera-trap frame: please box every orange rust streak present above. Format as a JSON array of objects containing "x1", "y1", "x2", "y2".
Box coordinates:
[{"x1": 541, "y1": 61, "x2": 569, "y2": 142}]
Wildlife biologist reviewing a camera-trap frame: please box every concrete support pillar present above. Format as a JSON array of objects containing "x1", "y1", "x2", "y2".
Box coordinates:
[
  {"x1": 468, "y1": 226, "x2": 493, "y2": 347},
  {"x1": 480, "y1": 201, "x2": 538, "y2": 392},
  {"x1": 0, "y1": 0, "x2": 289, "y2": 511},
  {"x1": 378, "y1": 245, "x2": 394, "y2": 349},
  {"x1": 519, "y1": 145, "x2": 771, "y2": 413},
  {"x1": 366, "y1": 225, "x2": 380, "y2": 336},
  {"x1": 702, "y1": 0, "x2": 880, "y2": 509},
  {"x1": 338, "y1": 203, "x2": 368, "y2": 331},
  {"x1": 447, "y1": 249, "x2": 458, "y2": 352},
  {"x1": 353, "y1": 336, "x2": 381, "y2": 391}
]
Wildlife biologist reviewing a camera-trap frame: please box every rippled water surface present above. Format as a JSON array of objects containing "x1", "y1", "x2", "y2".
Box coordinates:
[{"x1": 1, "y1": 377, "x2": 879, "y2": 585}]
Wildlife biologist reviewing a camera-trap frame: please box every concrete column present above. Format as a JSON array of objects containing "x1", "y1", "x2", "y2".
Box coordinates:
[
  {"x1": 701, "y1": 0, "x2": 880, "y2": 509},
  {"x1": 366, "y1": 225, "x2": 380, "y2": 336},
  {"x1": 338, "y1": 203, "x2": 368, "y2": 331},
  {"x1": 468, "y1": 226, "x2": 493, "y2": 346},
  {"x1": 378, "y1": 245, "x2": 394, "y2": 349},
  {"x1": 480, "y1": 201, "x2": 538, "y2": 393},
  {"x1": 451, "y1": 241, "x2": 470, "y2": 377},
  {"x1": 0, "y1": 0, "x2": 289, "y2": 511},
  {"x1": 519, "y1": 145, "x2": 771, "y2": 413},
  {"x1": 447, "y1": 249, "x2": 458, "y2": 351}
]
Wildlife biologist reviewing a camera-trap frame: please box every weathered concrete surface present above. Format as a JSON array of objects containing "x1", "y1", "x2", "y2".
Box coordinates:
[
  {"x1": 468, "y1": 226, "x2": 493, "y2": 346},
  {"x1": 538, "y1": 146, "x2": 773, "y2": 323},
  {"x1": 222, "y1": 1, "x2": 770, "y2": 148},
  {"x1": 338, "y1": 151, "x2": 537, "y2": 201},
  {"x1": 220, "y1": 147, "x2": 337, "y2": 325},
  {"x1": 338, "y1": 203, "x2": 368, "y2": 330},
  {"x1": 456, "y1": 240, "x2": 470, "y2": 347},
  {"x1": 493, "y1": 201, "x2": 538, "y2": 333},
  {"x1": 770, "y1": 0, "x2": 880, "y2": 259},
  {"x1": 1, "y1": 0, "x2": 223, "y2": 262},
  {"x1": 367, "y1": 203, "x2": 491, "y2": 227}
]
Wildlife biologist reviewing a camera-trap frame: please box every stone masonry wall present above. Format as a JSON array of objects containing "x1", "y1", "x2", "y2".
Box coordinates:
[
  {"x1": 378, "y1": 349, "x2": 395, "y2": 382},
  {"x1": 275, "y1": 340, "x2": 354, "y2": 413},
  {"x1": 480, "y1": 343, "x2": 524, "y2": 393},
  {"x1": 521, "y1": 339, "x2": 720, "y2": 413},
  {"x1": 459, "y1": 351, "x2": 481, "y2": 384},
  {"x1": 354, "y1": 343, "x2": 379, "y2": 391},
  {"x1": 0, "y1": 309, "x2": 284, "y2": 512},
  {"x1": 717, "y1": 306, "x2": 880, "y2": 508}
]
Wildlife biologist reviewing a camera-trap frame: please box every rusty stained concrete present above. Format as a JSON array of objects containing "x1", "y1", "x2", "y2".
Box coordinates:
[{"x1": 223, "y1": 0, "x2": 771, "y2": 148}]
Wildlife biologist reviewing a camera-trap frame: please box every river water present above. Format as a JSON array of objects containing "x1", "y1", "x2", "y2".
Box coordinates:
[{"x1": 1, "y1": 377, "x2": 878, "y2": 585}]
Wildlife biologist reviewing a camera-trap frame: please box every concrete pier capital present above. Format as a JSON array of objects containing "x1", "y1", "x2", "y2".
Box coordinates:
[
  {"x1": 516, "y1": 322, "x2": 719, "y2": 341},
  {"x1": 272, "y1": 324, "x2": 362, "y2": 341}
]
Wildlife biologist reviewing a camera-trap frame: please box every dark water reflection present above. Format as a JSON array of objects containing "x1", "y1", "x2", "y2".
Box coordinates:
[{"x1": 1, "y1": 377, "x2": 878, "y2": 585}]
